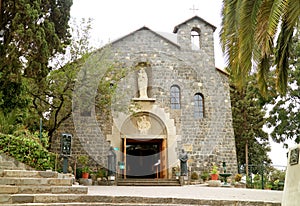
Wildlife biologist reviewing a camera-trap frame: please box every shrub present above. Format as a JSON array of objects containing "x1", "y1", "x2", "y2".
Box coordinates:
[
  {"x1": 0, "y1": 133, "x2": 55, "y2": 170},
  {"x1": 200, "y1": 172, "x2": 209, "y2": 181},
  {"x1": 235, "y1": 174, "x2": 242, "y2": 182},
  {"x1": 191, "y1": 172, "x2": 199, "y2": 180},
  {"x1": 96, "y1": 168, "x2": 107, "y2": 178}
]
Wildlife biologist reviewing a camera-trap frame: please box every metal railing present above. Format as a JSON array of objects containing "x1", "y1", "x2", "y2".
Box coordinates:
[{"x1": 238, "y1": 163, "x2": 286, "y2": 190}]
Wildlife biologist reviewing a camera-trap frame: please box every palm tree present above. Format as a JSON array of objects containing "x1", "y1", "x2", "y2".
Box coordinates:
[{"x1": 220, "y1": 0, "x2": 300, "y2": 95}]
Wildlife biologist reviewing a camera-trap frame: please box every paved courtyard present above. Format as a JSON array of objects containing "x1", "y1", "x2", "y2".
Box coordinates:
[{"x1": 88, "y1": 185, "x2": 282, "y2": 203}]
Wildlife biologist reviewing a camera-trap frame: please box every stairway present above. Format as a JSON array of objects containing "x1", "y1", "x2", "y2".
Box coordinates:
[
  {"x1": 0, "y1": 169, "x2": 88, "y2": 205},
  {"x1": 117, "y1": 178, "x2": 181, "y2": 186},
  {"x1": 0, "y1": 170, "x2": 280, "y2": 205},
  {"x1": 0, "y1": 154, "x2": 280, "y2": 205}
]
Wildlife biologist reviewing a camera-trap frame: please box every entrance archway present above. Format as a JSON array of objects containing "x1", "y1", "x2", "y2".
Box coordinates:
[
  {"x1": 120, "y1": 112, "x2": 168, "y2": 179},
  {"x1": 107, "y1": 107, "x2": 178, "y2": 179}
]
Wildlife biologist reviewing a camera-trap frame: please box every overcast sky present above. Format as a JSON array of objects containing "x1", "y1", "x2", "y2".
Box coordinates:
[
  {"x1": 70, "y1": 0, "x2": 290, "y2": 168},
  {"x1": 70, "y1": 0, "x2": 225, "y2": 68}
]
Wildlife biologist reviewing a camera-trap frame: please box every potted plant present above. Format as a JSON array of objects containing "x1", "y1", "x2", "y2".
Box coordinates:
[
  {"x1": 210, "y1": 165, "x2": 219, "y2": 180},
  {"x1": 78, "y1": 155, "x2": 90, "y2": 179},
  {"x1": 200, "y1": 171, "x2": 209, "y2": 182}
]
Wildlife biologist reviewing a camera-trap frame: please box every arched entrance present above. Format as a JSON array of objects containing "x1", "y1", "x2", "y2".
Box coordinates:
[{"x1": 121, "y1": 112, "x2": 167, "y2": 178}]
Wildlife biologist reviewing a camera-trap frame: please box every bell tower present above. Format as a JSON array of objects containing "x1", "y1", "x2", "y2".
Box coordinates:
[{"x1": 173, "y1": 16, "x2": 216, "y2": 53}]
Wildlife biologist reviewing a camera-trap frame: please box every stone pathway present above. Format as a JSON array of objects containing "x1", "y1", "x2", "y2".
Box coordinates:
[{"x1": 88, "y1": 185, "x2": 282, "y2": 203}]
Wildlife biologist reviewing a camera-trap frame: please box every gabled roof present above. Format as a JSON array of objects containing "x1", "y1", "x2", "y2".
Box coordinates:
[
  {"x1": 110, "y1": 26, "x2": 180, "y2": 48},
  {"x1": 173, "y1": 15, "x2": 217, "y2": 33}
]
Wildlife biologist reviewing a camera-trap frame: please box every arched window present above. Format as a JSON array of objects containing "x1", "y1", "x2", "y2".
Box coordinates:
[
  {"x1": 194, "y1": 93, "x2": 204, "y2": 118},
  {"x1": 170, "y1": 85, "x2": 181, "y2": 109},
  {"x1": 191, "y1": 28, "x2": 201, "y2": 50}
]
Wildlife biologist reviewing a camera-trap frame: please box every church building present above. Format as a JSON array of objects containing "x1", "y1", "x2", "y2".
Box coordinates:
[{"x1": 53, "y1": 16, "x2": 238, "y2": 179}]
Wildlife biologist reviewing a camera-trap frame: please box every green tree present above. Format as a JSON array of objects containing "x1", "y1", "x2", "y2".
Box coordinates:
[
  {"x1": 30, "y1": 18, "x2": 128, "y2": 145},
  {"x1": 0, "y1": 0, "x2": 72, "y2": 114},
  {"x1": 266, "y1": 28, "x2": 300, "y2": 146},
  {"x1": 229, "y1": 72, "x2": 271, "y2": 175},
  {"x1": 220, "y1": 0, "x2": 300, "y2": 95},
  {"x1": 26, "y1": 18, "x2": 95, "y2": 139}
]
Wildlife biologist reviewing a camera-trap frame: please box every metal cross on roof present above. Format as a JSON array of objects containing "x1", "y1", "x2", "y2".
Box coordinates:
[{"x1": 189, "y1": 5, "x2": 199, "y2": 14}]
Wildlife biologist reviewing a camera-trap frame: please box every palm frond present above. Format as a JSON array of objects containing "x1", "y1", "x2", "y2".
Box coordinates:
[
  {"x1": 285, "y1": 0, "x2": 300, "y2": 31},
  {"x1": 238, "y1": 0, "x2": 263, "y2": 81},
  {"x1": 255, "y1": 0, "x2": 283, "y2": 56},
  {"x1": 275, "y1": 20, "x2": 293, "y2": 94},
  {"x1": 257, "y1": 54, "x2": 271, "y2": 96},
  {"x1": 221, "y1": 0, "x2": 299, "y2": 95},
  {"x1": 220, "y1": 0, "x2": 246, "y2": 88}
]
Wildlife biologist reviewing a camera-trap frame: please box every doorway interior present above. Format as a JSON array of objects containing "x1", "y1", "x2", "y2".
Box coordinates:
[{"x1": 122, "y1": 139, "x2": 165, "y2": 178}]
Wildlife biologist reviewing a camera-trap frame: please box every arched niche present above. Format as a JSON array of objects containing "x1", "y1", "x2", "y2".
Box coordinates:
[{"x1": 121, "y1": 112, "x2": 167, "y2": 137}]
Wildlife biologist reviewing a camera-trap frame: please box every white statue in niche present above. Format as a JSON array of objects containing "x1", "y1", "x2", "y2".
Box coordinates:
[
  {"x1": 137, "y1": 67, "x2": 148, "y2": 98},
  {"x1": 137, "y1": 115, "x2": 151, "y2": 134}
]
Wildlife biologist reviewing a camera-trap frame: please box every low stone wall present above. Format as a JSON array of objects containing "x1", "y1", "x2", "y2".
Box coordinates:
[{"x1": 0, "y1": 153, "x2": 33, "y2": 171}]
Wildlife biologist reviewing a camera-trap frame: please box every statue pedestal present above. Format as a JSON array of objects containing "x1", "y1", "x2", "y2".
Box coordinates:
[
  {"x1": 282, "y1": 145, "x2": 300, "y2": 206},
  {"x1": 108, "y1": 176, "x2": 115, "y2": 181},
  {"x1": 179, "y1": 176, "x2": 188, "y2": 186},
  {"x1": 132, "y1": 97, "x2": 156, "y2": 102},
  {"x1": 132, "y1": 98, "x2": 156, "y2": 111}
]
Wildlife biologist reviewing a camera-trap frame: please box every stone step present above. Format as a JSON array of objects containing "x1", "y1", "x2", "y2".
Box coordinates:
[
  {"x1": 0, "y1": 177, "x2": 73, "y2": 186},
  {"x1": 0, "y1": 185, "x2": 88, "y2": 194},
  {"x1": 0, "y1": 194, "x2": 281, "y2": 205},
  {"x1": 117, "y1": 182, "x2": 181, "y2": 186},
  {"x1": 1, "y1": 170, "x2": 59, "y2": 178},
  {"x1": 0, "y1": 161, "x2": 15, "y2": 169},
  {"x1": 117, "y1": 178, "x2": 181, "y2": 186},
  {"x1": 0, "y1": 203, "x2": 197, "y2": 206}
]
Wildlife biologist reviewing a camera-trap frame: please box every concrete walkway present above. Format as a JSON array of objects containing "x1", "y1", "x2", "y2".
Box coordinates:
[{"x1": 88, "y1": 185, "x2": 283, "y2": 203}]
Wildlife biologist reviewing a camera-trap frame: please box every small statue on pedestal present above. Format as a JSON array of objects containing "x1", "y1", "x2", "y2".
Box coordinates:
[
  {"x1": 137, "y1": 67, "x2": 148, "y2": 98},
  {"x1": 107, "y1": 146, "x2": 116, "y2": 176},
  {"x1": 179, "y1": 149, "x2": 188, "y2": 176}
]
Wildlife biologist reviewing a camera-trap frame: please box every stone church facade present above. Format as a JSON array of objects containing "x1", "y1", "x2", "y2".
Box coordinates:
[{"x1": 52, "y1": 16, "x2": 238, "y2": 178}]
